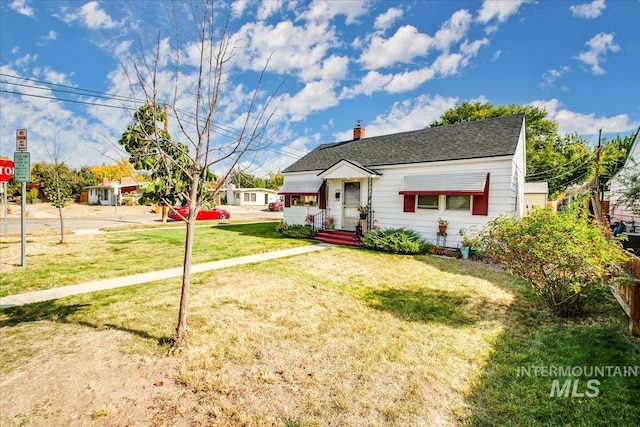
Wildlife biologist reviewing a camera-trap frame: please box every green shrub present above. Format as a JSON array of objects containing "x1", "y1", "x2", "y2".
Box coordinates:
[
  {"x1": 281, "y1": 224, "x2": 314, "y2": 239},
  {"x1": 480, "y1": 202, "x2": 629, "y2": 317},
  {"x1": 362, "y1": 228, "x2": 431, "y2": 254}
]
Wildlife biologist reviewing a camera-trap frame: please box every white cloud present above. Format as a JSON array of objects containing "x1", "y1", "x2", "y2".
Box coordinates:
[
  {"x1": 232, "y1": 0, "x2": 250, "y2": 17},
  {"x1": 340, "y1": 70, "x2": 393, "y2": 98},
  {"x1": 230, "y1": 20, "x2": 339, "y2": 81},
  {"x1": 333, "y1": 94, "x2": 458, "y2": 141},
  {"x1": 60, "y1": 1, "x2": 121, "y2": 29},
  {"x1": 42, "y1": 31, "x2": 58, "y2": 41},
  {"x1": 576, "y1": 32, "x2": 619, "y2": 75},
  {"x1": 433, "y1": 9, "x2": 473, "y2": 51},
  {"x1": 540, "y1": 66, "x2": 570, "y2": 90},
  {"x1": 529, "y1": 99, "x2": 638, "y2": 136},
  {"x1": 385, "y1": 68, "x2": 436, "y2": 93},
  {"x1": 276, "y1": 80, "x2": 339, "y2": 122},
  {"x1": 359, "y1": 25, "x2": 433, "y2": 70},
  {"x1": 570, "y1": 0, "x2": 606, "y2": 19},
  {"x1": 257, "y1": 0, "x2": 284, "y2": 20},
  {"x1": 477, "y1": 0, "x2": 529, "y2": 24},
  {"x1": 302, "y1": 0, "x2": 370, "y2": 25},
  {"x1": 374, "y1": 7, "x2": 403, "y2": 31},
  {"x1": 10, "y1": 0, "x2": 34, "y2": 17}
]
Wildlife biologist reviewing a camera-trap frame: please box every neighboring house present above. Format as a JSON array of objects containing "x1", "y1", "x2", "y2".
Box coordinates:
[
  {"x1": 608, "y1": 127, "x2": 640, "y2": 231},
  {"x1": 230, "y1": 185, "x2": 280, "y2": 206},
  {"x1": 85, "y1": 177, "x2": 140, "y2": 206},
  {"x1": 280, "y1": 114, "x2": 527, "y2": 247},
  {"x1": 524, "y1": 182, "x2": 549, "y2": 216}
]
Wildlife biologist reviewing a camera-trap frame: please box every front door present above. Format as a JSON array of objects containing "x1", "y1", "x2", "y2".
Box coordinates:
[{"x1": 343, "y1": 182, "x2": 360, "y2": 230}]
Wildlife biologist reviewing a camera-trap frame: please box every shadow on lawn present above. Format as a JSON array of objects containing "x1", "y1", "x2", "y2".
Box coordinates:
[
  {"x1": 0, "y1": 300, "x2": 170, "y2": 345},
  {"x1": 415, "y1": 257, "x2": 640, "y2": 426},
  {"x1": 361, "y1": 287, "x2": 481, "y2": 326}
]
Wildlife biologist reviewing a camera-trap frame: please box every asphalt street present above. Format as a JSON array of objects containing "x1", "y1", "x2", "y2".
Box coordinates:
[{"x1": 1, "y1": 207, "x2": 282, "y2": 234}]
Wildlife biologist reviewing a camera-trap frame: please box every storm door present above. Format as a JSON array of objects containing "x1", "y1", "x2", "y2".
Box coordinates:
[{"x1": 343, "y1": 182, "x2": 360, "y2": 230}]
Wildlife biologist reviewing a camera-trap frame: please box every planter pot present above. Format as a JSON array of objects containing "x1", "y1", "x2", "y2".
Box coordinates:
[
  {"x1": 359, "y1": 214, "x2": 368, "y2": 219},
  {"x1": 327, "y1": 225, "x2": 335, "y2": 229},
  {"x1": 438, "y1": 225, "x2": 447, "y2": 234},
  {"x1": 459, "y1": 246, "x2": 470, "y2": 260}
]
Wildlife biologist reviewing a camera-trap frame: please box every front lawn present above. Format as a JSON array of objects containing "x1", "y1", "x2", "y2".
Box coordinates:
[
  {"x1": 0, "y1": 222, "x2": 313, "y2": 297},
  {"x1": 1, "y1": 247, "x2": 637, "y2": 426}
]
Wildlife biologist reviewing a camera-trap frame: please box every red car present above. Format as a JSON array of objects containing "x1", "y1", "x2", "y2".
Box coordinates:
[
  {"x1": 168, "y1": 205, "x2": 230, "y2": 221},
  {"x1": 268, "y1": 200, "x2": 284, "y2": 211}
]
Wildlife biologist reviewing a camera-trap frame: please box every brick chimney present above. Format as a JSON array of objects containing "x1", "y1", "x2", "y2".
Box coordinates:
[
  {"x1": 102, "y1": 177, "x2": 109, "y2": 186},
  {"x1": 353, "y1": 120, "x2": 365, "y2": 140}
]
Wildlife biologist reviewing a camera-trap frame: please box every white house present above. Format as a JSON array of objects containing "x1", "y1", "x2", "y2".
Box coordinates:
[
  {"x1": 280, "y1": 114, "x2": 526, "y2": 247},
  {"x1": 85, "y1": 177, "x2": 140, "y2": 206},
  {"x1": 608, "y1": 127, "x2": 640, "y2": 231},
  {"x1": 231, "y1": 187, "x2": 280, "y2": 206}
]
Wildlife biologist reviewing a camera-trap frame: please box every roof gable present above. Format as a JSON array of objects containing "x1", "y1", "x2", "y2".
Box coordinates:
[
  {"x1": 318, "y1": 159, "x2": 382, "y2": 179},
  {"x1": 283, "y1": 114, "x2": 525, "y2": 173}
]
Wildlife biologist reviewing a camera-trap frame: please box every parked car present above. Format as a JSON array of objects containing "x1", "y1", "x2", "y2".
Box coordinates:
[
  {"x1": 168, "y1": 205, "x2": 230, "y2": 221},
  {"x1": 268, "y1": 200, "x2": 284, "y2": 211}
]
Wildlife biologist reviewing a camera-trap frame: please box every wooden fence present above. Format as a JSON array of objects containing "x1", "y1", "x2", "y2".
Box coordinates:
[
  {"x1": 614, "y1": 253, "x2": 640, "y2": 336},
  {"x1": 592, "y1": 190, "x2": 639, "y2": 335}
]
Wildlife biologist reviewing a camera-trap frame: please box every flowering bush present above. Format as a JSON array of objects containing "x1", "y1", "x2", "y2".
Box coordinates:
[{"x1": 480, "y1": 202, "x2": 629, "y2": 317}]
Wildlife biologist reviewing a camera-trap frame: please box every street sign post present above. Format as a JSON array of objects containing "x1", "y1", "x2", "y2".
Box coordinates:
[
  {"x1": 14, "y1": 152, "x2": 30, "y2": 183},
  {"x1": 16, "y1": 129, "x2": 28, "y2": 151}
]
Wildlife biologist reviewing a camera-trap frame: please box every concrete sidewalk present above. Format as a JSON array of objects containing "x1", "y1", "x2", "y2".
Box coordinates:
[{"x1": 0, "y1": 244, "x2": 331, "y2": 309}]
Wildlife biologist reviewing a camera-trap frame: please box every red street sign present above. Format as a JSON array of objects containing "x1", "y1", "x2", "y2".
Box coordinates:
[{"x1": 0, "y1": 159, "x2": 14, "y2": 182}]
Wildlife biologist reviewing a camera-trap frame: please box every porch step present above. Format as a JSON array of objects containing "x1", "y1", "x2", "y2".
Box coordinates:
[{"x1": 314, "y1": 229, "x2": 362, "y2": 247}]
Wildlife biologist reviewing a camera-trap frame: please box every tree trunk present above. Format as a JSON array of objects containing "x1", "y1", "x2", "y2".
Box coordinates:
[
  {"x1": 162, "y1": 205, "x2": 168, "y2": 223},
  {"x1": 58, "y1": 206, "x2": 65, "y2": 244},
  {"x1": 172, "y1": 177, "x2": 200, "y2": 348}
]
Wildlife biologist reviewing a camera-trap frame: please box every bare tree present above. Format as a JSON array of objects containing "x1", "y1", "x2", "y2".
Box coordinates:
[{"x1": 120, "y1": 0, "x2": 285, "y2": 348}]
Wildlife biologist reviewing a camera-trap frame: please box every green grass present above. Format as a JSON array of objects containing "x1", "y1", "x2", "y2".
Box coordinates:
[
  {"x1": 0, "y1": 246, "x2": 638, "y2": 426},
  {"x1": 0, "y1": 221, "x2": 315, "y2": 297}
]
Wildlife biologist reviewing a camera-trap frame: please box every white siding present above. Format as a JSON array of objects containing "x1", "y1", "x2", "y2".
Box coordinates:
[
  {"x1": 368, "y1": 156, "x2": 517, "y2": 247},
  {"x1": 609, "y1": 134, "x2": 640, "y2": 227}
]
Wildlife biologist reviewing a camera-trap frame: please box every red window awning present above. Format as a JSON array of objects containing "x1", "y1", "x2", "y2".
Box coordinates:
[
  {"x1": 278, "y1": 179, "x2": 323, "y2": 196},
  {"x1": 399, "y1": 172, "x2": 489, "y2": 196}
]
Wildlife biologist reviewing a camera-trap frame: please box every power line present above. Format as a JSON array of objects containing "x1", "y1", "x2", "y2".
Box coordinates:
[
  {"x1": 1, "y1": 73, "x2": 309, "y2": 170},
  {"x1": 525, "y1": 151, "x2": 592, "y2": 178}
]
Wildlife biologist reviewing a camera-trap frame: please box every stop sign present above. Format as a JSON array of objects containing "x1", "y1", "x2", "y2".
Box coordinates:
[{"x1": 0, "y1": 159, "x2": 15, "y2": 182}]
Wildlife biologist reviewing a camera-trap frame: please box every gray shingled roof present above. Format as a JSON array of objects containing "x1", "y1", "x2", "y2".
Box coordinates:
[{"x1": 283, "y1": 114, "x2": 524, "y2": 173}]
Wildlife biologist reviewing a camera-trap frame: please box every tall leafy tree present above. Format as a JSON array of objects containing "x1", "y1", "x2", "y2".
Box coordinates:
[
  {"x1": 266, "y1": 169, "x2": 284, "y2": 189},
  {"x1": 430, "y1": 101, "x2": 587, "y2": 197},
  {"x1": 599, "y1": 133, "x2": 636, "y2": 185},
  {"x1": 90, "y1": 159, "x2": 136, "y2": 182},
  {"x1": 120, "y1": 1, "x2": 284, "y2": 348}
]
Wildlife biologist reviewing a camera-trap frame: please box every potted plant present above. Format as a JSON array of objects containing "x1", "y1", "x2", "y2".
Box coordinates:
[
  {"x1": 325, "y1": 216, "x2": 335, "y2": 229},
  {"x1": 305, "y1": 214, "x2": 314, "y2": 225},
  {"x1": 458, "y1": 227, "x2": 476, "y2": 260},
  {"x1": 357, "y1": 205, "x2": 369, "y2": 219},
  {"x1": 438, "y1": 217, "x2": 448, "y2": 234}
]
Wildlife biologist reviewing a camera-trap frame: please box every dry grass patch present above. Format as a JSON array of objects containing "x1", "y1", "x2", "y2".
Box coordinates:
[
  {"x1": 3, "y1": 246, "x2": 634, "y2": 426},
  {"x1": 173, "y1": 249, "x2": 514, "y2": 425}
]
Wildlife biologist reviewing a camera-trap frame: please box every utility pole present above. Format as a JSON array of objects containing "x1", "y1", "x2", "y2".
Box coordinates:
[
  {"x1": 595, "y1": 129, "x2": 602, "y2": 191},
  {"x1": 594, "y1": 129, "x2": 604, "y2": 221}
]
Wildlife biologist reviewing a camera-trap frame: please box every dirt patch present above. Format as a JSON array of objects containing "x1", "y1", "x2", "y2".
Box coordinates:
[{"x1": 0, "y1": 322, "x2": 200, "y2": 427}]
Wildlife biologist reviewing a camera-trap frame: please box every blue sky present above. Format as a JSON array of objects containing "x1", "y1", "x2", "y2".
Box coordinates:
[{"x1": 1, "y1": 0, "x2": 639, "y2": 178}]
